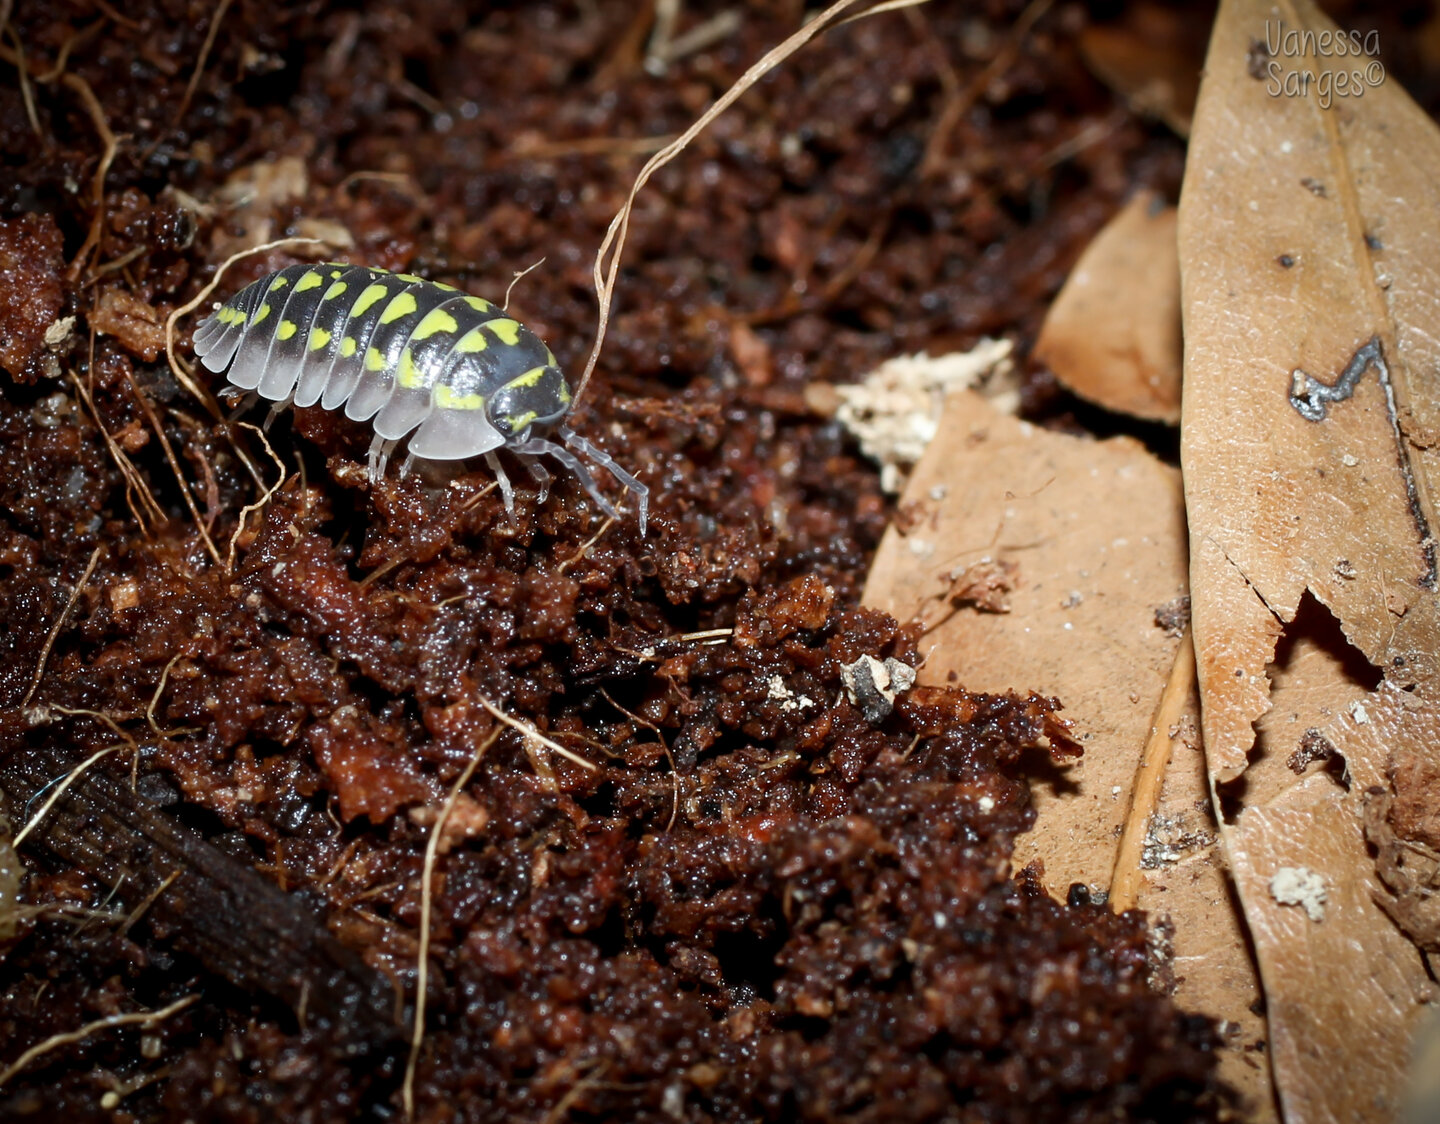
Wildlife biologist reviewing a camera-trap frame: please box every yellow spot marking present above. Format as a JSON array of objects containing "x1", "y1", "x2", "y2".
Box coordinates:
[
  {"x1": 396, "y1": 273, "x2": 424, "y2": 284},
  {"x1": 365, "y1": 347, "x2": 387, "y2": 372},
  {"x1": 253, "y1": 303, "x2": 272, "y2": 325},
  {"x1": 397, "y1": 348, "x2": 425, "y2": 388},
  {"x1": 505, "y1": 366, "x2": 547, "y2": 390},
  {"x1": 433, "y1": 281, "x2": 457, "y2": 291},
  {"x1": 309, "y1": 327, "x2": 332, "y2": 351},
  {"x1": 323, "y1": 280, "x2": 348, "y2": 300},
  {"x1": 277, "y1": 320, "x2": 298, "y2": 341},
  {"x1": 436, "y1": 386, "x2": 484, "y2": 410},
  {"x1": 340, "y1": 337, "x2": 357, "y2": 358},
  {"x1": 544, "y1": 348, "x2": 557, "y2": 366},
  {"x1": 485, "y1": 318, "x2": 523, "y2": 346},
  {"x1": 507, "y1": 411, "x2": 538, "y2": 431},
  {"x1": 350, "y1": 284, "x2": 388, "y2": 318},
  {"x1": 294, "y1": 271, "x2": 324, "y2": 293},
  {"x1": 379, "y1": 292, "x2": 418, "y2": 325},
  {"x1": 412, "y1": 308, "x2": 458, "y2": 341},
  {"x1": 330, "y1": 268, "x2": 343, "y2": 278},
  {"x1": 557, "y1": 381, "x2": 572, "y2": 405},
  {"x1": 270, "y1": 276, "x2": 290, "y2": 291},
  {"x1": 464, "y1": 296, "x2": 494, "y2": 314},
  {"x1": 455, "y1": 328, "x2": 487, "y2": 354}
]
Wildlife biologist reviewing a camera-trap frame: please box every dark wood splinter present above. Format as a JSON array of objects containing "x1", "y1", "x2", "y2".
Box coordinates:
[{"x1": 0, "y1": 744, "x2": 399, "y2": 1054}]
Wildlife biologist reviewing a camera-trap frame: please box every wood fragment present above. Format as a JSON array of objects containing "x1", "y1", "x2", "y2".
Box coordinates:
[
  {"x1": 1108, "y1": 627, "x2": 1193, "y2": 912},
  {"x1": 0, "y1": 743, "x2": 398, "y2": 1049}
]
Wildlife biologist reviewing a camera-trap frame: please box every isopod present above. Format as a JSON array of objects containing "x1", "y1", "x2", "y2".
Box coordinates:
[{"x1": 192, "y1": 263, "x2": 647, "y2": 530}]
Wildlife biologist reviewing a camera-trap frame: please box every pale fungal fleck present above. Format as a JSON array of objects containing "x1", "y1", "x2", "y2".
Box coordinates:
[
  {"x1": 832, "y1": 340, "x2": 1014, "y2": 494},
  {"x1": 1269, "y1": 866, "x2": 1328, "y2": 922},
  {"x1": 766, "y1": 675, "x2": 814, "y2": 713}
]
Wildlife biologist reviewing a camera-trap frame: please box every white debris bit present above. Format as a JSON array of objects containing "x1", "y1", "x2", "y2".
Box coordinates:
[
  {"x1": 840, "y1": 654, "x2": 917, "y2": 724},
  {"x1": 1349, "y1": 700, "x2": 1369, "y2": 724},
  {"x1": 767, "y1": 675, "x2": 814, "y2": 713},
  {"x1": 834, "y1": 340, "x2": 1014, "y2": 493},
  {"x1": 1270, "y1": 866, "x2": 1327, "y2": 922}
]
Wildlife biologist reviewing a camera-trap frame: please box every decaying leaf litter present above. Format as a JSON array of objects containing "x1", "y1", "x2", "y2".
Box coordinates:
[
  {"x1": 8, "y1": 0, "x2": 1435, "y2": 1120},
  {"x1": 869, "y1": 0, "x2": 1440, "y2": 1120},
  {"x1": 1181, "y1": 0, "x2": 1440, "y2": 1120}
]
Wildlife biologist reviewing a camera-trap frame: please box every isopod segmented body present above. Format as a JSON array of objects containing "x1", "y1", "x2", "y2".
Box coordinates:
[{"x1": 192, "y1": 263, "x2": 647, "y2": 531}]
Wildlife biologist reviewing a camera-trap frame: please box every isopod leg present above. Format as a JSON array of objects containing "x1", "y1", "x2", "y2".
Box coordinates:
[
  {"x1": 523, "y1": 457, "x2": 552, "y2": 505},
  {"x1": 367, "y1": 435, "x2": 399, "y2": 484},
  {"x1": 223, "y1": 388, "x2": 258, "y2": 421},
  {"x1": 484, "y1": 452, "x2": 516, "y2": 514},
  {"x1": 512, "y1": 436, "x2": 621, "y2": 525},
  {"x1": 263, "y1": 394, "x2": 294, "y2": 432},
  {"x1": 559, "y1": 428, "x2": 649, "y2": 534}
]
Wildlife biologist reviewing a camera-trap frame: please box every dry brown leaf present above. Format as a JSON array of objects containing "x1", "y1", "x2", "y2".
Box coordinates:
[
  {"x1": 1180, "y1": 0, "x2": 1440, "y2": 1117},
  {"x1": 862, "y1": 390, "x2": 1273, "y2": 1113},
  {"x1": 1077, "y1": 2, "x2": 1206, "y2": 136},
  {"x1": 1034, "y1": 190, "x2": 1182, "y2": 424}
]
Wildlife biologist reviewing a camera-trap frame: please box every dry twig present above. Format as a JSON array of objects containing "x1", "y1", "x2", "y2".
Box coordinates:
[{"x1": 1108, "y1": 628, "x2": 1195, "y2": 912}]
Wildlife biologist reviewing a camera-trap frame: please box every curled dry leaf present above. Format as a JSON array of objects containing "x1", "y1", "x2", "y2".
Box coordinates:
[
  {"x1": 862, "y1": 390, "x2": 1273, "y2": 1113},
  {"x1": 1077, "y1": 1, "x2": 1206, "y2": 136},
  {"x1": 1034, "y1": 189, "x2": 1183, "y2": 424},
  {"x1": 1180, "y1": 0, "x2": 1440, "y2": 1117}
]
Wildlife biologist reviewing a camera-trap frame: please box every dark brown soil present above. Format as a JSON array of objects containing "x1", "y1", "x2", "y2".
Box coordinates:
[{"x1": 0, "y1": 2, "x2": 1231, "y2": 1120}]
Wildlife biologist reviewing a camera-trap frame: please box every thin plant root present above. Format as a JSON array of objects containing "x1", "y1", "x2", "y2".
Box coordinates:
[
  {"x1": 122, "y1": 365, "x2": 222, "y2": 566},
  {"x1": 600, "y1": 688, "x2": 680, "y2": 832},
  {"x1": 502, "y1": 256, "x2": 547, "y2": 311},
  {"x1": 12, "y1": 744, "x2": 126, "y2": 850},
  {"x1": 574, "y1": 0, "x2": 929, "y2": 409},
  {"x1": 21, "y1": 546, "x2": 103, "y2": 709},
  {"x1": 476, "y1": 697, "x2": 596, "y2": 772},
  {"x1": 403, "y1": 725, "x2": 502, "y2": 1120},
  {"x1": 59, "y1": 73, "x2": 117, "y2": 281},
  {"x1": 175, "y1": 0, "x2": 232, "y2": 124},
  {"x1": 556, "y1": 515, "x2": 616, "y2": 575},
  {"x1": 0, "y1": 995, "x2": 197, "y2": 1088},
  {"x1": 226, "y1": 422, "x2": 288, "y2": 575},
  {"x1": 69, "y1": 361, "x2": 167, "y2": 534}
]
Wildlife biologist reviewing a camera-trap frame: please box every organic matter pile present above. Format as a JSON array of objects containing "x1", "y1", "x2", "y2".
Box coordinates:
[{"x1": 0, "y1": 2, "x2": 1225, "y2": 1120}]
